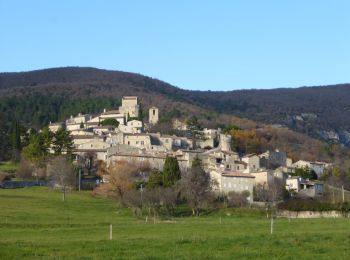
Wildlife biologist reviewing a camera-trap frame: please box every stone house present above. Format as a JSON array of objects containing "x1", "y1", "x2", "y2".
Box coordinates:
[
  {"x1": 66, "y1": 113, "x2": 91, "y2": 131},
  {"x1": 72, "y1": 135, "x2": 104, "y2": 148},
  {"x1": 123, "y1": 133, "x2": 151, "y2": 149},
  {"x1": 119, "y1": 96, "x2": 139, "y2": 118},
  {"x1": 92, "y1": 126, "x2": 115, "y2": 136},
  {"x1": 69, "y1": 129, "x2": 94, "y2": 136},
  {"x1": 292, "y1": 160, "x2": 330, "y2": 178},
  {"x1": 286, "y1": 176, "x2": 324, "y2": 197},
  {"x1": 242, "y1": 153, "x2": 260, "y2": 172},
  {"x1": 259, "y1": 149, "x2": 287, "y2": 169},
  {"x1": 220, "y1": 171, "x2": 255, "y2": 203},
  {"x1": 48, "y1": 122, "x2": 64, "y2": 133},
  {"x1": 250, "y1": 170, "x2": 274, "y2": 188}
]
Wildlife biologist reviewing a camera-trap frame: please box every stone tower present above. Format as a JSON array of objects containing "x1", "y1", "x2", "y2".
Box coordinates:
[
  {"x1": 219, "y1": 134, "x2": 232, "y2": 152},
  {"x1": 149, "y1": 107, "x2": 159, "y2": 125}
]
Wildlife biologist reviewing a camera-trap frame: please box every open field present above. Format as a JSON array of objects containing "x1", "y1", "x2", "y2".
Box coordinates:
[
  {"x1": 0, "y1": 188, "x2": 350, "y2": 259},
  {"x1": 0, "y1": 161, "x2": 18, "y2": 173}
]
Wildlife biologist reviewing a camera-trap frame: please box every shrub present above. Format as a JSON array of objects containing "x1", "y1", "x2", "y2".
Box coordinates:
[
  {"x1": 226, "y1": 191, "x2": 249, "y2": 207},
  {"x1": 278, "y1": 199, "x2": 350, "y2": 212}
]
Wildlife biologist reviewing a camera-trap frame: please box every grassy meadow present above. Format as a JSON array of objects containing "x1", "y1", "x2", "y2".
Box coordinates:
[
  {"x1": 0, "y1": 161, "x2": 18, "y2": 173},
  {"x1": 0, "y1": 187, "x2": 350, "y2": 259}
]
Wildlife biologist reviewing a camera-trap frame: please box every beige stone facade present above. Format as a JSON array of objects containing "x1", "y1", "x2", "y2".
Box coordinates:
[{"x1": 149, "y1": 107, "x2": 159, "y2": 125}]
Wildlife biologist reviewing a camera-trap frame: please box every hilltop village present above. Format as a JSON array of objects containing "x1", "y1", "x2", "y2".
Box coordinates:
[{"x1": 48, "y1": 96, "x2": 331, "y2": 201}]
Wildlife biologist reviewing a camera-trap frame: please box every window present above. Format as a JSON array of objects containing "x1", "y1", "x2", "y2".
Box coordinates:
[
  {"x1": 141, "y1": 141, "x2": 144, "y2": 145},
  {"x1": 128, "y1": 141, "x2": 130, "y2": 145},
  {"x1": 153, "y1": 109, "x2": 156, "y2": 115},
  {"x1": 136, "y1": 141, "x2": 139, "y2": 145}
]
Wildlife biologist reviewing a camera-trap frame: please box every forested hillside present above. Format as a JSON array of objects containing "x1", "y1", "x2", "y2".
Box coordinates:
[
  {"x1": 1, "y1": 67, "x2": 349, "y2": 146},
  {"x1": 1, "y1": 67, "x2": 350, "y2": 166},
  {"x1": 184, "y1": 85, "x2": 350, "y2": 146}
]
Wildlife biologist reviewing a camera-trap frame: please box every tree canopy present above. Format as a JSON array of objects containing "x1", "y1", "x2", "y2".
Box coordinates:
[
  {"x1": 100, "y1": 118, "x2": 119, "y2": 127},
  {"x1": 163, "y1": 156, "x2": 181, "y2": 187},
  {"x1": 52, "y1": 127, "x2": 73, "y2": 156},
  {"x1": 179, "y1": 157, "x2": 214, "y2": 215}
]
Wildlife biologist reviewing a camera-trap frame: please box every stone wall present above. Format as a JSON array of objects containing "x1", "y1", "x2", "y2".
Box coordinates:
[{"x1": 278, "y1": 210, "x2": 350, "y2": 218}]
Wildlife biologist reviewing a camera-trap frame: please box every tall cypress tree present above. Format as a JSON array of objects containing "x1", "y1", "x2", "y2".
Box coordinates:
[
  {"x1": 163, "y1": 156, "x2": 181, "y2": 187},
  {"x1": 138, "y1": 104, "x2": 144, "y2": 121},
  {"x1": 11, "y1": 119, "x2": 21, "y2": 151}
]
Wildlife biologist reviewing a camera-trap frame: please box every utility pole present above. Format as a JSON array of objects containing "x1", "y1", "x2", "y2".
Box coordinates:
[
  {"x1": 140, "y1": 183, "x2": 143, "y2": 208},
  {"x1": 342, "y1": 185, "x2": 345, "y2": 203},
  {"x1": 270, "y1": 216, "x2": 274, "y2": 235},
  {"x1": 109, "y1": 224, "x2": 112, "y2": 240}
]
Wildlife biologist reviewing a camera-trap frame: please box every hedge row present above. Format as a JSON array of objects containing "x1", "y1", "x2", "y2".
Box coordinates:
[{"x1": 278, "y1": 200, "x2": 350, "y2": 212}]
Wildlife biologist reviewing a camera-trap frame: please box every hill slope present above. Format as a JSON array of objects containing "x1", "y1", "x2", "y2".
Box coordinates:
[
  {"x1": 185, "y1": 85, "x2": 350, "y2": 145},
  {"x1": 1, "y1": 67, "x2": 349, "y2": 146}
]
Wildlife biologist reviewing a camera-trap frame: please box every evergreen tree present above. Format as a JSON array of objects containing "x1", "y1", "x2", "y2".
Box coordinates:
[
  {"x1": 138, "y1": 104, "x2": 144, "y2": 121},
  {"x1": 294, "y1": 166, "x2": 318, "y2": 180},
  {"x1": 22, "y1": 132, "x2": 47, "y2": 163},
  {"x1": 52, "y1": 126, "x2": 73, "y2": 156},
  {"x1": 10, "y1": 118, "x2": 22, "y2": 160},
  {"x1": 41, "y1": 127, "x2": 53, "y2": 153},
  {"x1": 101, "y1": 118, "x2": 119, "y2": 127},
  {"x1": 0, "y1": 112, "x2": 10, "y2": 161},
  {"x1": 148, "y1": 169, "x2": 163, "y2": 189},
  {"x1": 179, "y1": 157, "x2": 213, "y2": 216},
  {"x1": 186, "y1": 116, "x2": 203, "y2": 150},
  {"x1": 163, "y1": 156, "x2": 181, "y2": 187},
  {"x1": 10, "y1": 119, "x2": 21, "y2": 151}
]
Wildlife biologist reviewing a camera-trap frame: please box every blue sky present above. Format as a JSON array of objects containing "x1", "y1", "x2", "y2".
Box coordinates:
[{"x1": 0, "y1": 1, "x2": 349, "y2": 90}]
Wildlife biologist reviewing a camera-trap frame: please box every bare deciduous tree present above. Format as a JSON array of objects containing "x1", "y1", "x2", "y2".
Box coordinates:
[
  {"x1": 95, "y1": 160, "x2": 144, "y2": 200},
  {"x1": 178, "y1": 158, "x2": 216, "y2": 216},
  {"x1": 47, "y1": 156, "x2": 76, "y2": 202},
  {"x1": 226, "y1": 191, "x2": 249, "y2": 208},
  {"x1": 0, "y1": 171, "x2": 8, "y2": 183},
  {"x1": 122, "y1": 189, "x2": 143, "y2": 215},
  {"x1": 16, "y1": 157, "x2": 34, "y2": 180},
  {"x1": 266, "y1": 177, "x2": 286, "y2": 234}
]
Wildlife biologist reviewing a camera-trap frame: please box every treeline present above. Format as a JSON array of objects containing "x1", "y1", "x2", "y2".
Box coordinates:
[
  {"x1": 0, "y1": 94, "x2": 120, "y2": 161},
  {"x1": 2, "y1": 67, "x2": 350, "y2": 175},
  {"x1": 2, "y1": 67, "x2": 350, "y2": 142},
  {"x1": 181, "y1": 85, "x2": 350, "y2": 144},
  {"x1": 94, "y1": 157, "x2": 252, "y2": 217},
  {"x1": 0, "y1": 93, "x2": 120, "y2": 128}
]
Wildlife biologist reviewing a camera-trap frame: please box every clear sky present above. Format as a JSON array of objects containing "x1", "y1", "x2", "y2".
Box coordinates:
[{"x1": 0, "y1": 1, "x2": 349, "y2": 90}]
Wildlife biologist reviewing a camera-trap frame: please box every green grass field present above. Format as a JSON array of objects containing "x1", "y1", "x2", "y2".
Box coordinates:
[
  {"x1": 0, "y1": 161, "x2": 18, "y2": 173},
  {"x1": 0, "y1": 187, "x2": 350, "y2": 259}
]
